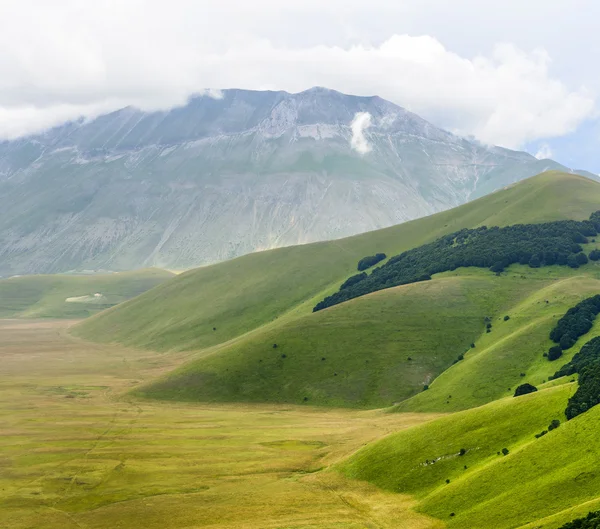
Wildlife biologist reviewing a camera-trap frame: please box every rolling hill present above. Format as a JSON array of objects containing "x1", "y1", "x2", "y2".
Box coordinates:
[
  {"x1": 340, "y1": 383, "x2": 600, "y2": 529},
  {"x1": 0, "y1": 88, "x2": 592, "y2": 276},
  {"x1": 0, "y1": 268, "x2": 173, "y2": 318},
  {"x1": 75, "y1": 172, "x2": 600, "y2": 409}
]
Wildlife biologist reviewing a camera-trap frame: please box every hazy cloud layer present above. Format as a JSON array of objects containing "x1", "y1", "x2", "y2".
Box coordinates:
[{"x1": 0, "y1": 0, "x2": 597, "y2": 150}]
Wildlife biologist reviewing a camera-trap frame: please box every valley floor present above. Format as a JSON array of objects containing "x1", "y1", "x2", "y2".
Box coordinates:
[{"x1": 0, "y1": 320, "x2": 443, "y2": 529}]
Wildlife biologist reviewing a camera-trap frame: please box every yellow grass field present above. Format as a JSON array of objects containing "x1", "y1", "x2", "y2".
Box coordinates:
[{"x1": 0, "y1": 319, "x2": 443, "y2": 529}]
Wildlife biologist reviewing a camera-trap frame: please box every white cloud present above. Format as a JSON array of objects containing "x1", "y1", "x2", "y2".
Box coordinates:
[
  {"x1": 0, "y1": 1, "x2": 595, "y2": 149},
  {"x1": 535, "y1": 144, "x2": 553, "y2": 160},
  {"x1": 350, "y1": 112, "x2": 373, "y2": 154}
]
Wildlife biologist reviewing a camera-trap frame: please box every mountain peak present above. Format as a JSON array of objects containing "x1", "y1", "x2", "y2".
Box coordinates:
[{"x1": 0, "y1": 88, "x2": 590, "y2": 275}]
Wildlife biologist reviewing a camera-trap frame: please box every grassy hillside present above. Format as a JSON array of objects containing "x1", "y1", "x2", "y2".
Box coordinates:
[
  {"x1": 396, "y1": 269, "x2": 600, "y2": 412},
  {"x1": 0, "y1": 269, "x2": 173, "y2": 318},
  {"x1": 73, "y1": 171, "x2": 600, "y2": 410},
  {"x1": 137, "y1": 271, "x2": 567, "y2": 408},
  {"x1": 75, "y1": 172, "x2": 600, "y2": 353},
  {"x1": 341, "y1": 383, "x2": 600, "y2": 529}
]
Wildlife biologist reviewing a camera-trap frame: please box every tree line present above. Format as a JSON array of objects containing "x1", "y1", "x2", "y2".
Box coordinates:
[
  {"x1": 314, "y1": 212, "x2": 600, "y2": 312},
  {"x1": 557, "y1": 510, "x2": 600, "y2": 528},
  {"x1": 545, "y1": 295, "x2": 600, "y2": 361},
  {"x1": 549, "y1": 336, "x2": 600, "y2": 420}
]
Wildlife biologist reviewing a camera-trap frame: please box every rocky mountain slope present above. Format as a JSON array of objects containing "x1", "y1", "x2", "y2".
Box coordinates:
[{"x1": 0, "y1": 87, "x2": 589, "y2": 274}]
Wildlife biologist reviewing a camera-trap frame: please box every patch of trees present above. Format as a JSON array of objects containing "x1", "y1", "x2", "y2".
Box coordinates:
[
  {"x1": 545, "y1": 295, "x2": 600, "y2": 361},
  {"x1": 548, "y1": 336, "x2": 600, "y2": 420},
  {"x1": 565, "y1": 360, "x2": 600, "y2": 420},
  {"x1": 535, "y1": 420, "x2": 560, "y2": 439},
  {"x1": 357, "y1": 253, "x2": 387, "y2": 271},
  {"x1": 514, "y1": 383, "x2": 538, "y2": 397},
  {"x1": 558, "y1": 510, "x2": 600, "y2": 529},
  {"x1": 552, "y1": 336, "x2": 600, "y2": 380},
  {"x1": 314, "y1": 213, "x2": 600, "y2": 312}
]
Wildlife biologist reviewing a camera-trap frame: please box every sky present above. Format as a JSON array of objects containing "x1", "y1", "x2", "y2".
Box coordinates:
[{"x1": 0, "y1": 0, "x2": 598, "y2": 171}]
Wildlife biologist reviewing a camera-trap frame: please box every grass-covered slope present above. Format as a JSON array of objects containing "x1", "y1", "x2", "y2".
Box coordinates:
[
  {"x1": 135, "y1": 274, "x2": 547, "y2": 407},
  {"x1": 134, "y1": 263, "x2": 600, "y2": 409},
  {"x1": 76, "y1": 172, "x2": 600, "y2": 353},
  {"x1": 0, "y1": 269, "x2": 173, "y2": 318},
  {"x1": 396, "y1": 270, "x2": 600, "y2": 412},
  {"x1": 341, "y1": 383, "x2": 600, "y2": 529}
]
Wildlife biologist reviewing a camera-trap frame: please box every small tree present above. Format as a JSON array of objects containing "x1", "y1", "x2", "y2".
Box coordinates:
[
  {"x1": 576, "y1": 252, "x2": 589, "y2": 265},
  {"x1": 589, "y1": 249, "x2": 600, "y2": 261},
  {"x1": 548, "y1": 346, "x2": 563, "y2": 361},
  {"x1": 528, "y1": 255, "x2": 541, "y2": 268},
  {"x1": 502, "y1": 448, "x2": 509, "y2": 456},
  {"x1": 514, "y1": 383, "x2": 538, "y2": 397},
  {"x1": 504, "y1": 315, "x2": 510, "y2": 321},
  {"x1": 548, "y1": 419, "x2": 561, "y2": 430},
  {"x1": 459, "y1": 448, "x2": 466, "y2": 456}
]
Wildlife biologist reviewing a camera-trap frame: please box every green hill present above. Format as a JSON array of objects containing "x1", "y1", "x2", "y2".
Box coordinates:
[
  {"x1": 55, "y1": 171, "x2": 600, "y2": 528},
  {"x1": 73, "y1": 172, "x2": 600, "y2": 409},
  {"x1": 340, "y1": 383, "x2": 600, "y2": 529},
  {"x1": 75, "y1": 171, "x2": 600, "y2": 353},
  {"x1": 0, "y1": 268, "x2": 174, "y2": 318},
  {"x1": 134, "y1": 269, "x2": 595, "y2": 408}
]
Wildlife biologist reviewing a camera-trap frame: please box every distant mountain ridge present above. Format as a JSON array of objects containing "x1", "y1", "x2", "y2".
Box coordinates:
[{"x1": 0, "y1": 87, "x2": 592, "y2": 275}]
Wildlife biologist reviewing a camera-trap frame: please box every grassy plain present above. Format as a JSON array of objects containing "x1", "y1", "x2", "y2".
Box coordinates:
[
  {"x1": 0, "y1": 268, "x2": 173, "y2": 319},
  {"x1": 0, "y1": 319, "x2": 443, "y2": 529}
]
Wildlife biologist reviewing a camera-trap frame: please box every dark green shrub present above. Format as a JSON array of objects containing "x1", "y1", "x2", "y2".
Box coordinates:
[
  {"x1": 357, "y1": 253, "x2": 386, "y2": 271},
  {"x1": 548, "y1": 346, "x2": 563, "y2": 361},
  {"x1": 504, "y1": 315, "x2": 510, "y2": 321},
  {"x1": 548, "y1": 419, "x2": 560, "y2": 431},
  {"x1": 514, "y1": 383, "x2": 537, "y2": 397},
  {"x1": 589, "y1": 249, "x2": 600, "y2": 261},
  {"x1": 459, "y1": 448, "x2": 466, "y2": 456},
  {"x1": 501, "y1": 448, "x2": 509, "y2": 456},
  {"x1": 576, "y1": 252, "x2": 589, "y2": 265}
]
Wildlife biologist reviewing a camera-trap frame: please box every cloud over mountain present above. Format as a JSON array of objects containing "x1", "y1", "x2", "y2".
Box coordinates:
[{"x1": 0, "y1": 1, "x2": 595, "y2": 150}]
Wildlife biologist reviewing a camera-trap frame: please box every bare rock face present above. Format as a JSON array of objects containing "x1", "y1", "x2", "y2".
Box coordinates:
[{"x1": 0, "y1": 87, "x2": 584, "y2": 274}]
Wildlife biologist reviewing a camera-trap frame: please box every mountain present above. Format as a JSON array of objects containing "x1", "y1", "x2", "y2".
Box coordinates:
[
  {"x1": 0, "y1": 87, "x2": 591, "y2": 275},
  {"x1": 74, "y1": 172, "x2": 600, "y2": 408}
]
